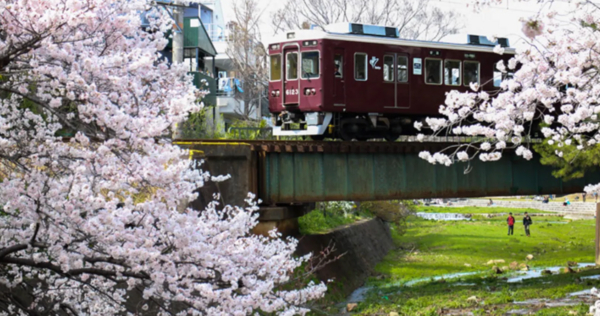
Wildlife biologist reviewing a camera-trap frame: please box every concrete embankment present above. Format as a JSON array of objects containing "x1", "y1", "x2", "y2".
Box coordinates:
[
  {"x1": 296, "y1": 218, "x2": 394, "y2": 298},
  {"x1": 452, "y1": 199, "x2": 596, "y2": 219}
]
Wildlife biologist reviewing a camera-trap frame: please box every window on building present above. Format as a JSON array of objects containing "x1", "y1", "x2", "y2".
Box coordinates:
[
  {"x1": 383, "y1": 55, "x2": 394, "y2": 82},
  {"x1": 355, "y1": 53, "x2": 367, "y2": 81},
  {"x1": 301, "y1": 51, "x2": 320, "y2": 79},
  {"x1": 445, "y1": 60, "x2": 461, "y2": 86},
  {"x1": 270, "y1": 55, "x2": 282, "y2": 81},
  {"x1": 425, "y1": 59, "x2": 442, "y2": 84},
  {"x1": 463, "y1": 61, "x2": 479, "y2": 86},
  {"x1": 398, "y1": 56, "x2": 408, "y2": 83},
  {"x1": 184, "y1": 48, "x2": 198, "y2": 72},
  {"x1": 286, "y1": 52, "x2": 298, "y2": 80},
  {"x1": 334, "y1": 54, "x2": 343, "y2": 78}
]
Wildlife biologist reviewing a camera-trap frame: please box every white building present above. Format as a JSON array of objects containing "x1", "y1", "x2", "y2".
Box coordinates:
[{"x1": 195, "y1": 0, "x2": 261, "y2": 130}]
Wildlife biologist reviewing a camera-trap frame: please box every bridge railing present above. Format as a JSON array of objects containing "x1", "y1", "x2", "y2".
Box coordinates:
[
  {"x1": 224, "y1": 128, "x2": 544, "y2": 143},
  {"x1": 226, "y1": 127, "x2": 305, "y2": 141}
]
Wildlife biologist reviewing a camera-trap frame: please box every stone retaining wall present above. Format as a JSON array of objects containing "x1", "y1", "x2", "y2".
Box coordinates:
[
  {"x1": 296, "y1": 218, "x2": 394, "y2": 298},
  {"x1": 452, "y1": 199, "x2": 596, "y2": 214}
]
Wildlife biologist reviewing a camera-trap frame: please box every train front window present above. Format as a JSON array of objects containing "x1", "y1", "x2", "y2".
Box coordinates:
[
  {"x1": 270, "y1": 55, "x2": 282, "y2": 81},
  {"x1": 334, "y1": 54, "x2": 343, "y2": 78},
  {"x1": 398, "y1": 56, "x2": 408, "y2": 83},
  {"x1": 355, "y1": 53, "x2": 367, "y2": 81},
  {"x1": 383, "y1": 55, "x2": 394, "y2": 82},
  {"x1": 444, "y1": 60, "x2": 461, "y2": 86},
  {"x1": 286, "y1": 52, "x2": 298, "y2": 80},
  {"x1": 463, "y1": 61, "x2": 479, "y2": 86},
  {"x1": 301, "y1": 52, "x2": 320, "y2": 79},
  {"x1": 425, "y1": 59, "x2": 442, "y2": 85}
]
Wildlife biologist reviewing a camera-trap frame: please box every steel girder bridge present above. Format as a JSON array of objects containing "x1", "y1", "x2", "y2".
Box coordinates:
[{"x1": 177, "y1": 140, "x2": 600, "y2": 236}]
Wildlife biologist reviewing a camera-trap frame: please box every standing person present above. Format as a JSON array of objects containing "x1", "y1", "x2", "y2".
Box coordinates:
[
  {"x1": 523, "y1": 212, "x2": 533, "y2": 237},
  {"x1": 583, "y1": 192, "x2": 587, "y2": 202},
  {"x1": 507, "y1": 212, "x2": 515, "y2": 236}
]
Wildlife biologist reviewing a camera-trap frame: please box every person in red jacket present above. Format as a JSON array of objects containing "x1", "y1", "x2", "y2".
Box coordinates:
[{"x1": 507, "y1": 212, "x2": 515, "y2": 236}]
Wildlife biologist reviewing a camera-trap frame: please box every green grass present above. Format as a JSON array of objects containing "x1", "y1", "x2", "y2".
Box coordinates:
[
  {"x1": 313, "y1": 207, "x2": 598, "y2": 315},
  {"x1": 376, "y1": 215, "x2": 593, "y2": 282},
  {"x1": 298, "y1": 210, "x2": 366, "y2": 235},
  {"x1": 416, "y1": 205, "x2": 551, "y2": 214}
]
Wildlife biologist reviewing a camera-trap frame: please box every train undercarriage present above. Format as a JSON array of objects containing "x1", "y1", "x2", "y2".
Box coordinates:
[{"x1": 272, "y1": 111, "x2": 418, "y2": 141}]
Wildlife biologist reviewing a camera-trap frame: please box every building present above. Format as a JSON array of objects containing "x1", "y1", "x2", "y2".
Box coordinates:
[
  {"x1": 197, "y1": 1, "x2": 262, "y2": 129},
  {"x1": 145, "y1": 1, "x2": 262, "y2": 137}
]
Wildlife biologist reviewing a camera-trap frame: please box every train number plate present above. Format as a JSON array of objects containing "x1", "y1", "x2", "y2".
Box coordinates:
[{"x1": 285, "y1": 89, "x2": 299, "y2": 96}]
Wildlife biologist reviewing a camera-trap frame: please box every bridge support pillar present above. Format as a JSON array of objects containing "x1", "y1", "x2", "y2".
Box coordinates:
[
  {"x1": 596, "y1": 203, "x2": 600, "y2": 265},
  {"x1": 252, "y1": 204, "x2": 314, "y2": 238}
]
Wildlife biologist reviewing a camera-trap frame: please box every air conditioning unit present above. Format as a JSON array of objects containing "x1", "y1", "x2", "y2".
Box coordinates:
[{"x1": 325, "y1": 23, "x2": 399, "y2": 38}]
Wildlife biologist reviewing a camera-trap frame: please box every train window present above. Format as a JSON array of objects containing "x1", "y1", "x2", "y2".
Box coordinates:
[
  {"x1": 270, "y1": 55, "x2": 282, "y2": 81},
  {"x1": 355, "y1": 53, "x2": 368, "y2": 81},
  {"x1": 493, "y1": 64, "x2": 514, "y2": 87},
  {"x1": 334, "y1": 54, "x2": 343, "y2": 78},
  {"x1": 286, "y1": 52, "x2": 298, "y2": 80},
  {"x1": 383, "y1": 55, "x2": 394, "y2": 82},
  {"x1": 444, "y1": 60, "x2": 461, "y2": 86},
  {"x1": 425, "y1": 59, "x2": 442, "y2": 85},
  {"x1": 301, "y1": 52, "x2": 320, "y2": 79},
  {"x1": 463, "y1": 61, "x2": 479, "y2": 86},
  {"x1": 398, "y1": 56, "x2": 408, "y2": 83}
]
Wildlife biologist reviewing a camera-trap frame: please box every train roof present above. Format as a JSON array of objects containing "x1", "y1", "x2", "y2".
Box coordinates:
[{"x1": 268, "y1": 24, "x2": 516, "y2": 55}]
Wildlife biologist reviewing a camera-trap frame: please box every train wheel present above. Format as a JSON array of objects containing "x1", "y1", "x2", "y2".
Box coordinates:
[
  {"x1": 384, "y1": 133, "x2": 400, "y2": 142},
  {"x1": 310, "y1": 135, "x2": 325, "y2": 141},
  {"x1": 339, "y1": 128, "x2": 354, "y2": 141},
  {"x1": 384, "y1": 123, "x2": 402, "y2": 142}
]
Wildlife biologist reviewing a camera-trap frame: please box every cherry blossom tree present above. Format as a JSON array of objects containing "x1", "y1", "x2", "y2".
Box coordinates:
[
  {"x1": 414, "y1": 1, "x2": 600, "y2": 313},
  {"x1": 0, "y1": 0, "x2": 326, "y2": 315},
  {"x1": 416, "y1": 0, "x2": 600, "y2": 176}
]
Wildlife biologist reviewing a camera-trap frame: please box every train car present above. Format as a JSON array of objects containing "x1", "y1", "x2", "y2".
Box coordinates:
[{"x1": 267, "y1": 23, "x2": 515, "y2": 141}]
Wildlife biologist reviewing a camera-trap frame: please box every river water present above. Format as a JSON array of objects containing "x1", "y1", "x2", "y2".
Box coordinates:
[
  {"x1": 345, "y1": 263, "x2": 598, "y2": 305},
  {"x1": 415, "y1": 212, "x2": 471, "y2": 221}
]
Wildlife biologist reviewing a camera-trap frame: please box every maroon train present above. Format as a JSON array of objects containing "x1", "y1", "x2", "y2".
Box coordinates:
[{"x1": 267, "y1": 23, "x2": 515, "y2": 141}]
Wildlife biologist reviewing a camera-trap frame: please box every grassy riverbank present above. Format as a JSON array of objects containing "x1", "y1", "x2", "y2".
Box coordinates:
[
  {"x1": 355, "y1": 267, "x2": 599, "y2": 315},
  {"x1": 376, "y1": 213, "x2": 593, "y2": 281},
  {"x1": 320, "y1": 207, "x2": 598, "y2": 315}
]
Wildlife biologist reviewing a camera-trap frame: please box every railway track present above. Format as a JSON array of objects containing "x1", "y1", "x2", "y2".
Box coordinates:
[{"x1": 174, "y1": 137, "x2": 541, "y2": 154}]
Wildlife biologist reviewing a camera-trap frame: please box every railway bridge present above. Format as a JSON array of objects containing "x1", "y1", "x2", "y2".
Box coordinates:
[{"x1": 177, "y1": 140, "x2": 600, "y2": 236}]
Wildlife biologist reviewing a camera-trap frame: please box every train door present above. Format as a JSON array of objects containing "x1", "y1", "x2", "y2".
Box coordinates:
[
  {"x1": 396, "y1": 53, "x2": 410, "y2": 109},
  {"x1": 332, "y1": 48, "x2": 346, "y2": 107},
  {"x1": 283, "y1": 45, "x2": 300, "y2": 106},
  {"x1": 383, "y1": 52, "x2": 411, "y2": 109}
]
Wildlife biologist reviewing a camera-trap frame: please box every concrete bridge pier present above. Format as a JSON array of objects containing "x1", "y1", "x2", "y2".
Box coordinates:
[
  {"x1": 183, "y1": 142, "x2": 312, "y2": 237},
  {"x1": 252, "y1": 204, "x2": 313, "y2": 237}
]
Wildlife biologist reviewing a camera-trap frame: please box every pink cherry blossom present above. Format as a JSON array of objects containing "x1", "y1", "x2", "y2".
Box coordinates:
[
  {"x1": 420, "y1": 2, "x2": 600, "y2": 312},
  {"x1": 0, "y1": 0, "x2": 326, "y2": 315}
]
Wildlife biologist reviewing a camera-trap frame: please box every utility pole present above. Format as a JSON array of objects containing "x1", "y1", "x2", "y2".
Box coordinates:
[{"x1": 172, "y1": 1, "x2": 184, "y2": 64}]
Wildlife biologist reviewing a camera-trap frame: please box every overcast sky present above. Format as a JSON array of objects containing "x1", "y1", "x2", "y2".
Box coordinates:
[{"x1": 219, "y1": 0, "x2": 572, "y2": 48}]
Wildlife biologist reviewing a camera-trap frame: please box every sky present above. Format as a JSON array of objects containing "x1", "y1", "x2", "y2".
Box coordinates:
[{"x1": 219, "y1": 0, "x2": 573, "y2": 48}]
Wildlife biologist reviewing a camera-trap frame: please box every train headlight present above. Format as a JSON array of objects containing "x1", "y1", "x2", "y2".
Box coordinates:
[
  {"x1": 304, "y1": 88, "x2": 310, "y2": 95},
  {"x1": 271, "y1": 91, "x2": 276, "y2": 97},
  {"x1": 311, "y1": 88, "x2": 316, "y2": 95},
  {"x1": 275, "y1": 90, "x2": 280, "y2": 97}
]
